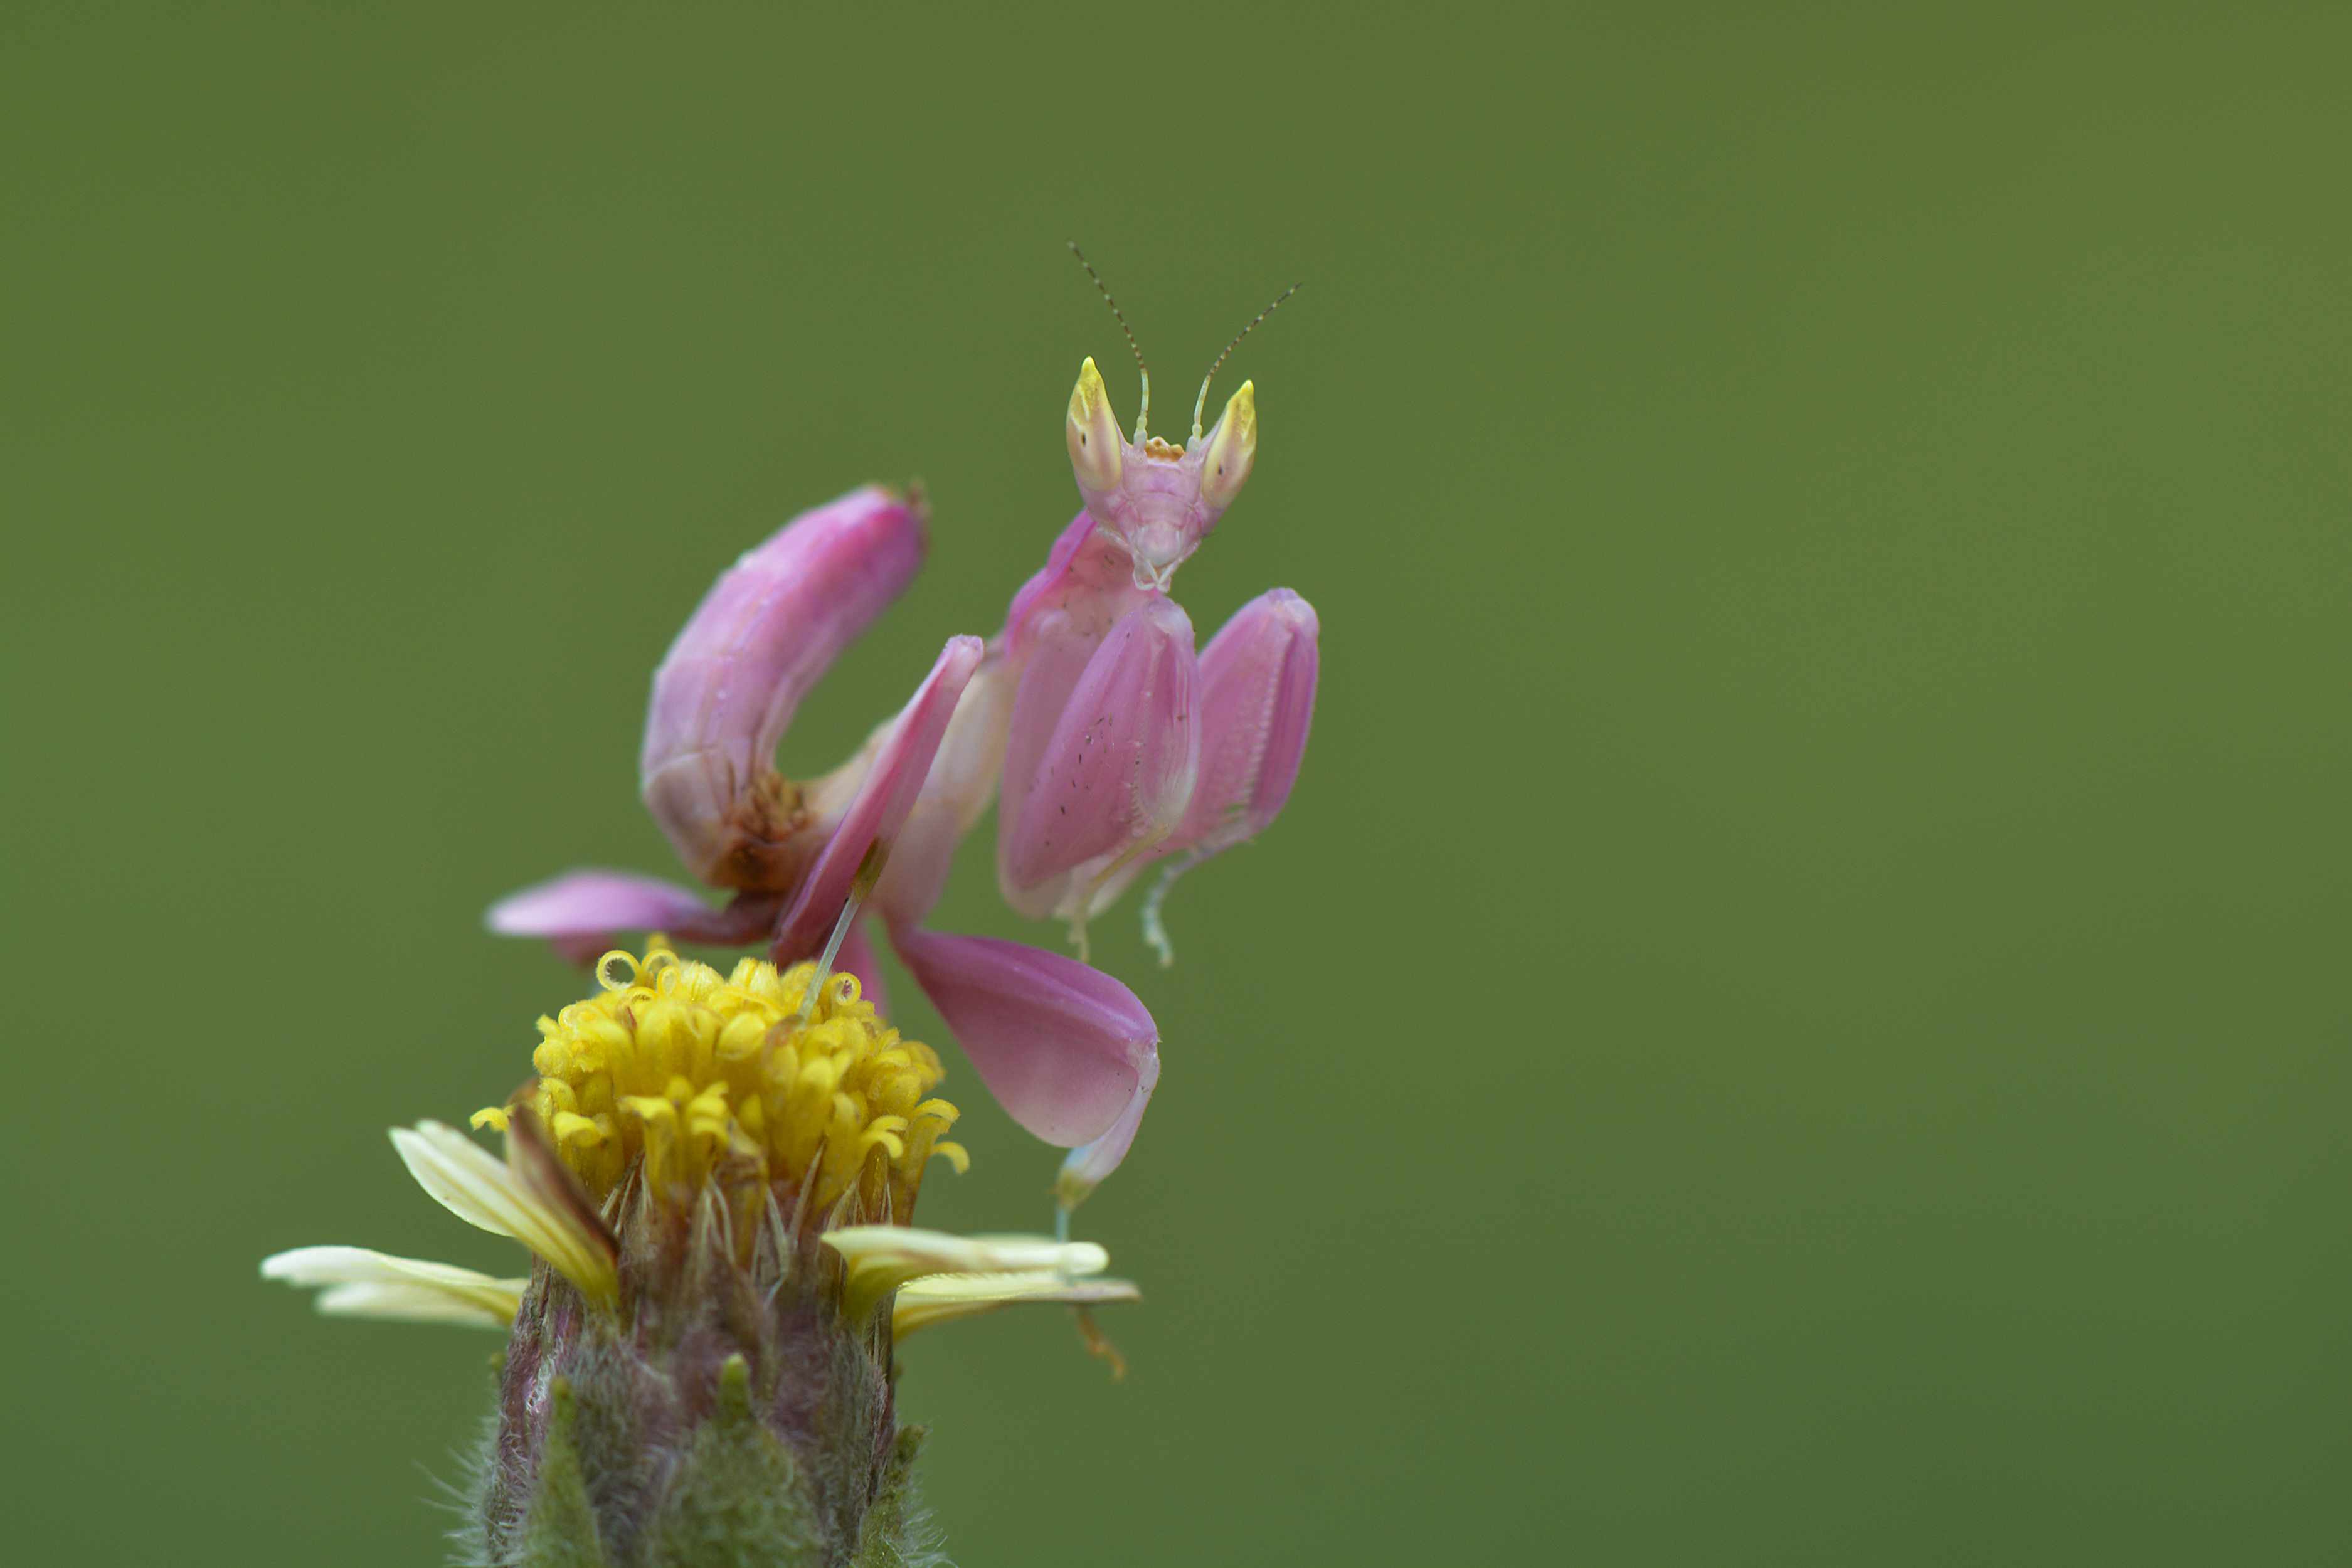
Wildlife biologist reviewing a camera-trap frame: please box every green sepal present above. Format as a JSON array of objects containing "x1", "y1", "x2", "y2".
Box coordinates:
[
  {"x1": 850, "y1": 1425, "x2": 940, "y2": 1568},
  {"x1": 519, "y1": 1379, "x2": 611, "y2": 1568},
  {"x1": 642, "y1": 1353, "x2": 822, "y2": 1567}
]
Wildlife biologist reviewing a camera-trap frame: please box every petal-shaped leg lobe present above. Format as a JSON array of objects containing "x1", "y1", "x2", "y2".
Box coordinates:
[
  {"x1": 770, "y1": 635, "x2": 983, "y2": 962},
  {"x1": 1000, "y1": 598, "x2": 1201, "y2": 897},
  {"x1": 1177, "y1": 588, "x2": 1319, "y2": 856},
  {"x1": 995, "y1": 608, "x2": 1106, "y2": 918},
  {"x1": 885, "y1": 926, "x2": 1156, "y2": 1149},
  {"x1": 487, "y1": 870, "x2": 714, "y2": 940},
  {"x1": 1054, "y1": 1052, "x2": 1160, "y2": 1207},
  {"x1": 485, "y1": 871, "x2": 780, "y2": 963},
  {"x1": 871, "y1": 654, "x2": 1015, "y2": 931},
  {"x1": 640, "y1": 485, "x2": 926, "y2": 887},
  {"x1": 1002, "y1": 509, "x2": 1153, "y2": 656},
  {"x1": 1069, "y1": 588, "x2": 1322, "y2": 948}
]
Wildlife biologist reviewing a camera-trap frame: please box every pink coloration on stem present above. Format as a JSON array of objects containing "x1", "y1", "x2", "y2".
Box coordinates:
[
  {"x1": 885, "y1": 925, "x2": 1158, "y2": 1150},
  {"x1": 1000, "y1": 598, "x2": 1200, "y2": 903},
  {"x1": 639, "y1": 485, "x2": 926, "y2": 891},
  {"x1": 770, "y1": 636, "x2": 983, "y2": 963}
]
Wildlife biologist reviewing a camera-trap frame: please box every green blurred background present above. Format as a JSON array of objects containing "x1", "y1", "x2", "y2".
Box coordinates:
[{"x1": 6, "y1": 3, "x2": 2347, "y2": 1562}]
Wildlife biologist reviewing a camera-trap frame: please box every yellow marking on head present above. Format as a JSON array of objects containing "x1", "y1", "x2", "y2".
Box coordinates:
[
  {"x1": 1067, "y1": 357, "x2": 1126, "y2": 489},
  {"x1": 1200, "y1": 380, "x2": 1258, "y2": 507},
  {"x1": 1069, "y1": 356, "x2": 1109, "y2": 425}
]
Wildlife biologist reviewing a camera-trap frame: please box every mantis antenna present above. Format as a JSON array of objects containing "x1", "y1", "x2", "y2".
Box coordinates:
[
  {"x1": 1068, "y1": 241, "x2": 1152, "y2": 441},
  {"x1": 1192, "y1": 282, "x2": 1301, "y2": 443}
]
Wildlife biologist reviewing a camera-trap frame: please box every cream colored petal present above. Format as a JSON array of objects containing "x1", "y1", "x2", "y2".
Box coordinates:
[
  {"x1": 261, "y1": 1244, "x2": 526, "y2": 1327},
  {"x1": 891, "y1": 1270, "x2": 1141, "y2": 1338},
  {"x1": 822, "y1": 1227, "x2": 1111, "y2": 1320},
  {"x1": 389, "y1": 1122, "x2": 617, "y2": 1303},
  {"x1": 315, "y1": 1281, "x2": 512, "y2": 1328}
]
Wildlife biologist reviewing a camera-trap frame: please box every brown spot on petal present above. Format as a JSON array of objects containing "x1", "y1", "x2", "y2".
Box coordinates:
[{"x1": 711, "y1": 772, "x2": 821, "y2": 891}]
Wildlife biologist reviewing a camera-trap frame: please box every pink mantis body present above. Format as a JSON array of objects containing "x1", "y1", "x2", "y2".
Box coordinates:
[
  {"x1": 984, "y1": 292, "x2": 1316, "y2": 970},
  {"x1": 487, "y1": 257, "x2": 1319, "y2": 1212}
]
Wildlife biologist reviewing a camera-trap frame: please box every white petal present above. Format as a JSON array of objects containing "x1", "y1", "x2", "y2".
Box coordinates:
[
  {"x1": 262, "y1": 1244, "x2": 526, "y2": 1327},
  {"x1": 822, "y1": 1226, "x2": 1111, "y2": 1320},
  {"x1": 891, "y1": 1269, "x2": 1141, "y2": 1338},
  {"x1": 315, "y1": 1281, "x2": 514, "y2": 1328},
  {"x1": 388, "y1": 1122, "x2": 617, "y2": 1302}
]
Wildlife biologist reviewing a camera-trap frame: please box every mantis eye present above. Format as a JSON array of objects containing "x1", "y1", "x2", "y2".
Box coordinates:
[
  {"x1": 1066, "y1": 357, "x2": 1125, "y2": 492},
  {"x1": 1197, "y1": 381, "x2": 1256, "y2": 509}
]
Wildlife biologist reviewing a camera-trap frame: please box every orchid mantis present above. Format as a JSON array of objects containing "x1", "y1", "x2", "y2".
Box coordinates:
[{"x1": 489, "y1": 251, "x2": 1320, "y2": 1212}]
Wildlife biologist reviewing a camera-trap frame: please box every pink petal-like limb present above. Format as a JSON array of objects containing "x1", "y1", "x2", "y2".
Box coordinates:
[
  {"x1": 1094, "y1": 588, "x2": 1321, "y2": 962},
  {"x1": 993, "y1": 608, "x2": 1105, "y2": 918},
  {"x1": 990, "y1": 510, "x2": 1173, "y2": 923},
  {"x1": 484, "y1": 870, "x2": 781, "y2": 963},
  {"x1": 1003, "y1": 511, "x2": 1098, "y2": 654},
  {"x1": 869, "y1": 657, "x2": 1015, "y2": 931},
  {"x1": 1053, "y1": 1051, "x2": 1160, "y2": 1212},
  {"x1": 999, "y1": 598, "x2": 1200, "y2": 916},
  {"x1": 639, "y1": 485, "x2": 926, "y2": 889},
  {"x1": 1001, "y1": 509, "x2": 1155, "y2": 657},
  {"x1": 1175, "y1": 588, "x2": 1318, "y2": 853},
  {"x1": 769, "y1": 635, "x2": 983, "y2": 964},
  {"x1": 886, "y1": 926, "x2": 1158, "y2": 1158}
]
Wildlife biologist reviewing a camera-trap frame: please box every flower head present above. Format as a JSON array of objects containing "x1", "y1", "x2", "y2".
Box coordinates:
[
  {"x1": 474, "y1": 941, "x2": 965, "y2": 1222},
  {"x1": 264, "y1": 942, "x2": 1133, "y2": 1565}
]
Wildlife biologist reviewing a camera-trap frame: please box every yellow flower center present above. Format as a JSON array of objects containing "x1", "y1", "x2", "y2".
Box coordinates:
[{"x1": 473, "y1": 941, "x2": 966, "y2": 1217}]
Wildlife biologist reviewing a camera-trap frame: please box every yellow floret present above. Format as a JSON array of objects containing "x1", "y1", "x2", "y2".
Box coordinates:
[{"x1": 475, "y1": 940, "x2": 963, "y2": 1217}]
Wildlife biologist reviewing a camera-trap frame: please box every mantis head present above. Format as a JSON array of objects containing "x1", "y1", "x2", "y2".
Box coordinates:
[
  {"x1": 1061, "y1": 244, "x2": 1293, "y2": 592},
  {"x1": 1064, "y1": 358, "x2": 1255, "y2": 593}
]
